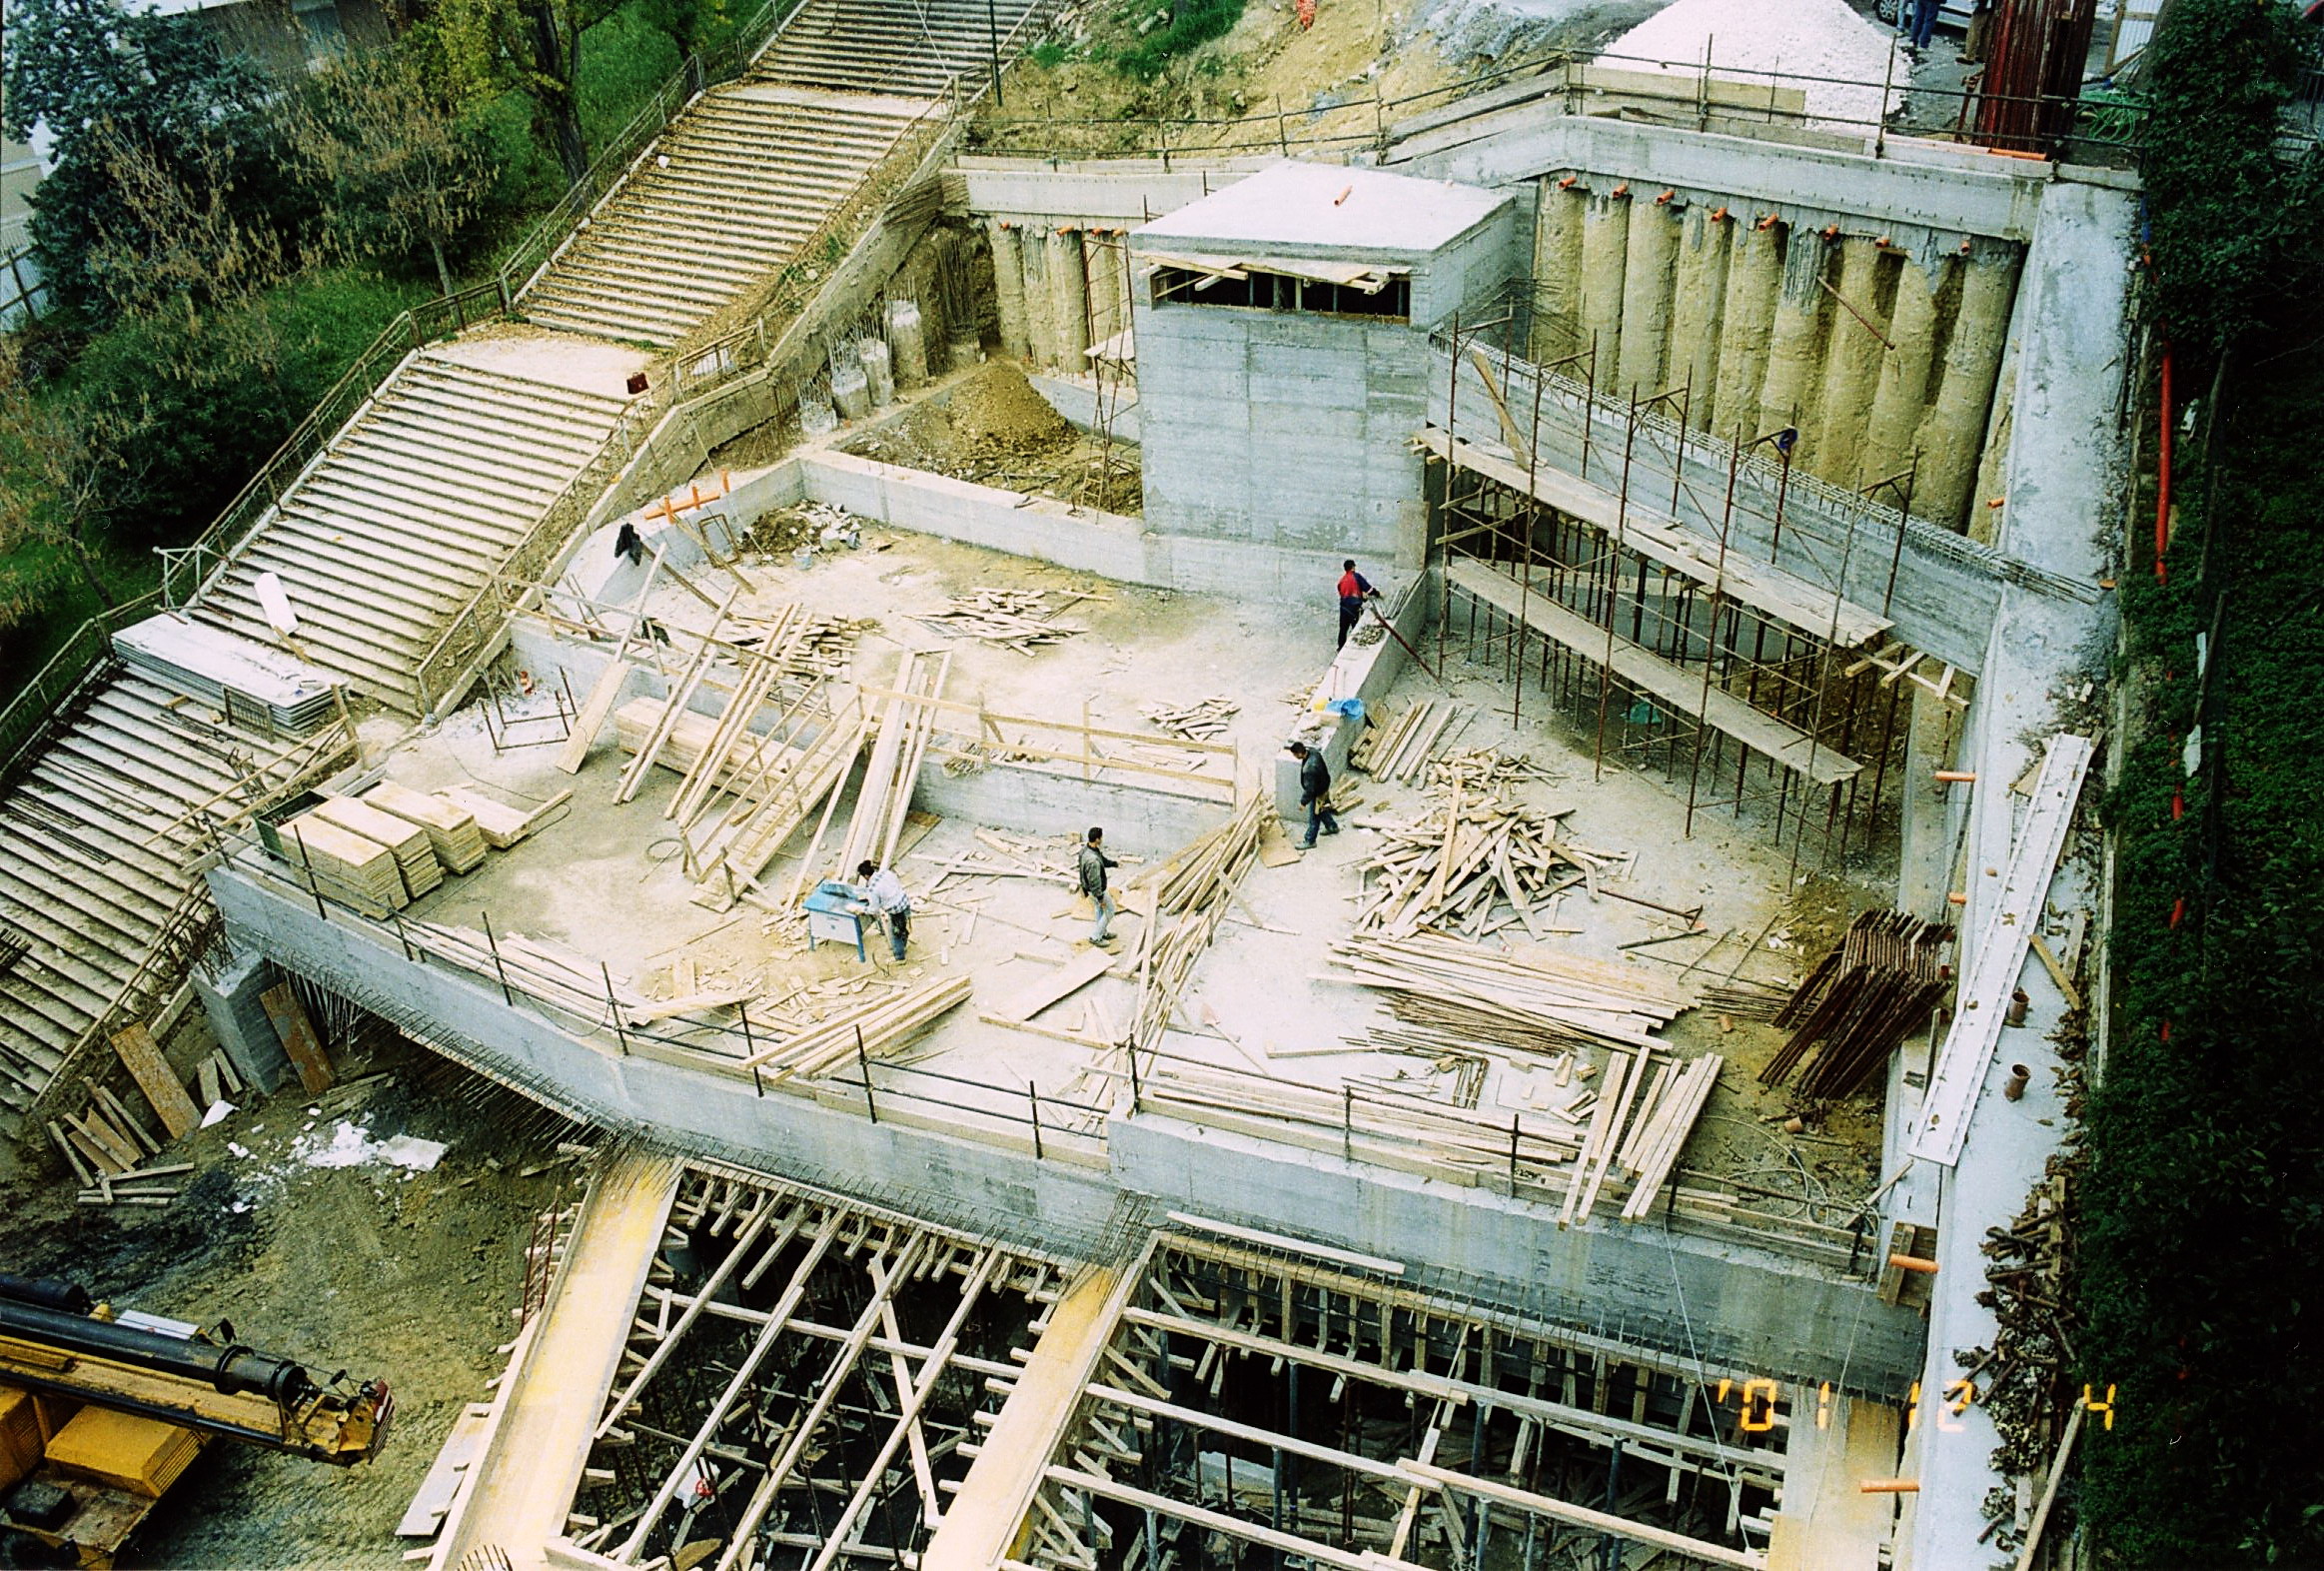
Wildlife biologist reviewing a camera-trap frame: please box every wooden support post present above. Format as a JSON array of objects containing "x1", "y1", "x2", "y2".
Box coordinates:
[
  {"x1": 259, "y1": 982, "x2": 335, "y2": 1094},
  {"x1": 110, "y1": 1024, "x2": 201, "y2": 1141}
]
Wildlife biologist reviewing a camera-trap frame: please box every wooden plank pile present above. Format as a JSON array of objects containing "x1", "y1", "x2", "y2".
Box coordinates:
[
  {"x1": 740, "y1": 973, "x2": 972, "y2": 1085},
  {"x1": 48, "y1": 1080, "x2": 197, "y2": 1206},
  {"x1": 309, "y1": 796, "x2": 445, "y2": 899},
  {"x1": 1425, "y1": 746, "x2": 1561, "y2": 790},
  {"x1": 1141, "y1": 698, "x2": 1239, "y2": 742},
  {"x1": 362, "y1": 782, "x2": 489, "y2": 872},
  {"x1": 1350, "y1": 700, "x2": 1474, "y2": 784},
  {"x1": 1761, "y1": 910, "x2": 1953, "y2": 1098},
  {"x1": 832, "y1": 651, "x2": 952, "y2": 880},
  {"x1": 280, "y1": 811, "x2": 411, "y2": 908},
  {"x1": 912, "y1": 588, "x2": 1083, "y2": 652},
  {"x1": 1122, "y1": 795, "x2": 1269, "y2": 1051},
  {"x1": 1558, "y1": 1046, "x2": 1728, "y2": 1225},
  {"x1": 438, "y1": 786, "x2": 569, "y2": 850},
  {"x1": 1349, "y1": 787, "x2": 1629, "y2": 941},
  {"x1": 1325, "y1": 932, "x2": 1694, "y2": 1055}
]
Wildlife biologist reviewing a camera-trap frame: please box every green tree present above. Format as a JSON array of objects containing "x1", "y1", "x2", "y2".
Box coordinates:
[
  {"x1": 0, "y1": 0, "x2": 294, "y2": 322},
  {"x1": 0, "y1": 339, "x2": 150, "y2": 629},
  {"x1": 2139, "y1": 0, "x2": 2321, "y2": 358},
  {"x1": 282, "y1": 47, "x2": 495, "y2": 293}
]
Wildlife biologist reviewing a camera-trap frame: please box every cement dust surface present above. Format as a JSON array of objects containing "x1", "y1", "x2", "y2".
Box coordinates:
[{"x1": 0, "y1": 1024, "x2": 576, "y2": 1569}]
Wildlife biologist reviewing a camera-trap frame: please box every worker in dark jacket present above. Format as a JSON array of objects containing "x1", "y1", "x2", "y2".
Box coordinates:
[
  {"x1": 1289, "y1": 741, "x2": 1339, "y2": 847},
  {"x1": 1336, "y1": 560, "x2": 1379, "y2": 649},
  {"x1": 1078, "y1": 826, "x2": 1120, "y2": 947}
]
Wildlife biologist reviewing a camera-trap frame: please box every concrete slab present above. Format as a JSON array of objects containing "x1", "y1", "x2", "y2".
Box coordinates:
[{"x1": 1135, "y1": 160, "x2": 1511, "y2": 258}]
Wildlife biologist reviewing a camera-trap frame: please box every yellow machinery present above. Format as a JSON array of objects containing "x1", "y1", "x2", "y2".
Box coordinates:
[{"x1": 0, "y1": 1274, "x2": 390, "y2": 1566}]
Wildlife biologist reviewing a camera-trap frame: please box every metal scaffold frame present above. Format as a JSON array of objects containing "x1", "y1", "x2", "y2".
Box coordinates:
[{"x1": 1423, "y1": 292, "x2": 1948, "y2": 878}]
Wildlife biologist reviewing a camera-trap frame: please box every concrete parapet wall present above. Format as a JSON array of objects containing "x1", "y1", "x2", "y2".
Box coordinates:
[
  {"x1": 1272, "y1": 571, "x2": 1434, "y2": 820},
  {"x1": 792, "y1": 451, "x2": 1367, "y2": 601},
  {"x1": 912, "y1": 760, "x2": 1227, "y2": 862},
  {"x1": 210, "y1": 857, "x2": 1924, "y2": 1394}
]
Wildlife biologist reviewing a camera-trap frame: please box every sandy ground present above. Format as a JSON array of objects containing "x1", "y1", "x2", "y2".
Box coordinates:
[{"x1": 0, "y1": 1021, "x2": 578, "y2": 1569}]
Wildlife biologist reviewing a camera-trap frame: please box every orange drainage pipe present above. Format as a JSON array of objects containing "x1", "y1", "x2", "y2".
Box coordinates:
[
  {"x1": 1934, "y1": 770, "x2": 1977, "y2": 783},
  {"x1": 1887, "y1": 1253, "x2": 1939, "y2": 1274},
  {"x1": 1860, "y1": 1480, "x2": 1922, "y2": 1494}
]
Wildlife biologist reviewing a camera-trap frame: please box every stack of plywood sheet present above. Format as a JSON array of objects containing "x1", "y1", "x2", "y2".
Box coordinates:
[
  {"x1": 361, "y1": 781, "x2": 489, "y2": 873},
  {"x1": 437, "y1": 786, "x2": 567, "y2": 849},
  {"x1": 309, "y1": 795, "x2": 444, "y2": 899},
  {"x1": 279, "y1": 811, "x2": 407, "y2": 908}
]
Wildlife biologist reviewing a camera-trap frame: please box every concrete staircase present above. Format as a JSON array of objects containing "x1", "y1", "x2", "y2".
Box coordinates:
[
  {"x1": 523, "y1": 85, "x2": 932, "y2": 348},
  {"x1": 187, "y1": 352, "x2": 629, "y2": 711},
  {"x1": 0, "y1": 673, "x2": 325, "y2": 1116},
  {"x1": 754, "y1": 0, "x2": 1052, "y2": 97}
]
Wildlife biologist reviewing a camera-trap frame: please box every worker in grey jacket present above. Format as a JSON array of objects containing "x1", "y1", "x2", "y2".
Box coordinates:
[
  {"x1": 1078, "y1": 826, "x2": 1119, "y2": 947},
  {"x1": 1289, "y1": 741, "x2": 1339, "y2": 847},
  {"x1": 853, "y1": 859, "x2": 911, "y2": 961}
]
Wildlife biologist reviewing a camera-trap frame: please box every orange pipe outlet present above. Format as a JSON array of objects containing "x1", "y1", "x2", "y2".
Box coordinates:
[
  {"x1": 1934, "y1": 770, "x2": 1977, "y2": 783},
  {"x1": 1887, "y1": 1253, "x2": 1939, "y2": 1274},
  {"x1": 1860, "y1": 1480, "x2": 1922, "y2": 1494}
]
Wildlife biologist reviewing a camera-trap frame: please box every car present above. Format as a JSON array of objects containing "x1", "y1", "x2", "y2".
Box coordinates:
[{"x1": 1872, "y1": 0, "x2": 1974, "y2": 32}]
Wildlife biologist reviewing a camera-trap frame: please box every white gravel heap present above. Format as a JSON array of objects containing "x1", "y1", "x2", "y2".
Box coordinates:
[{"x1": 1606, "y1": 0, "x2": 1902, "y2": 132}]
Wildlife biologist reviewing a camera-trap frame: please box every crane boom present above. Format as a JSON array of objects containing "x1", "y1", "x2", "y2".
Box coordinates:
[{"x1": 0, "y1": 1279, "x2": 389, "y2": 1465}]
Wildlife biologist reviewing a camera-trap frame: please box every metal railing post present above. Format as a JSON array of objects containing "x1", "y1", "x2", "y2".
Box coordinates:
[
  {"x1": 1029, "y1": 1081, "x2": 1044, "y2": 1160},
  {"x1": 856, "y1": 1025, "x2": 878, "y2": 1123},
  {"x1": 482, "y1": 911, "x2": 514, "y2": 1006},
  {"x1": 603, "y1": 963, "x2": 629, "y2": 1054}
]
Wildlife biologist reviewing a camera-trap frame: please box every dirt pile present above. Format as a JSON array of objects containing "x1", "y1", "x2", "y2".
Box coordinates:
[{"x1": 845, "y1": 363, "x2": 1141, "y2": 515}]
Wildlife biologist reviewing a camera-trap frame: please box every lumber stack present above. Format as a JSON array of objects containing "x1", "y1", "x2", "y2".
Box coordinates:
[
  {"x1": 833, "y1": 650, "x2": 951, "y2": 879},
  {"x1": 1123, "y1": 794, "x2": 1268, "y2": 1051},
  {"x1": 438, "y1": 786, "x2": 570, "y2": 850},
  {"x1": 1141, "y1": 698, "x2": 1239, "y2": 742},
  {"x1": 912, "y1": 588, "x2": 1082, "y2": 652},
  {"x1": 1350, "y1": 788, "x2": 1630, "y2": 942},
  {"x1": 613, "y1": 698, "x2": 780, "y2": 792},
  {"x1": 1350, "y1": 699, "x2": 1473, "y2": 784},
  {"x1": 309, "y1": 795, "x2": 445, "y2": 899},
  {"x1": 1615, "y1": 1051, "x2": 1723, "y2": 1219},
  {"x1": 1762, "y1": 910, "x2": 1953, "y2": 1098},
  {"x1": 1325, "y1": 932, "x2": 1693, "y2": 1055},
  {"x1": 279, "y1": 812, "x2": 408, "y2": 908},
  {"x1": 693, "y1": 717, "x2": 869, "y2": 910},
  {"x1": 362, "y1": 781, "x2": 489, "y2": 872},
  {"x1": 742, "y1": 973, "x2": 972, "y2": 1084}
]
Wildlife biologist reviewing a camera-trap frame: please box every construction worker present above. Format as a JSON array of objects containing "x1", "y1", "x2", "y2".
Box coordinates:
[
  {"x1": 1336, "y1": 559, "x2": 1380, "y2": 649},
  {"x1": 1078, "y1": 826, "x2": 1120, "y2": 948},
  {"x1": 1288, "y1": 741, "x2": 1339, "y2": 847},
  {"x1": 853, "y1": 859, "x2": 911, "y2": 961}
]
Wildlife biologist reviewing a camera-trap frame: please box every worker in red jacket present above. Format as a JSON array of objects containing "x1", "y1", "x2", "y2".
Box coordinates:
[{"x1": 1336, "y1": 560, "x2": 1379, "y2": 649}]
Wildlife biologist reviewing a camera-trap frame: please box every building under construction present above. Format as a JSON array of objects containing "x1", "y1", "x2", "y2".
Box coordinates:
[{"x1": 0, "y1": 5, "x2": 2132, "y2": 1568}]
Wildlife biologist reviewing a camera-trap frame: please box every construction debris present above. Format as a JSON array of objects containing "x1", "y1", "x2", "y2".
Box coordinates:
[
  {"x1": 912, "y1": 588, "x2": 1084, "y2": 652},
  {"x1": 1762, "y1": 911, "x2": 1954, "y2": 1099},
  {"x1": 1327, "y1": 932, "x2": 1692, "y2": 1056},
  {"x1": 1141, "y1": 698, "x2": 1239, "y2": 742},
  {"x1": 1350, "y1": 786, "x2": 1630, "y2": 941},
  {"x1": 740, "y1": 973, "x2": 973, "y2": 1084},
  {"x1": 1349, "y1": 699, "x2": 1475, "y2": 784}
]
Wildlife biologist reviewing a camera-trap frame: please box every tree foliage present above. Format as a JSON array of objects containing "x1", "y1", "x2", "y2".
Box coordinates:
[
  {"x1": 0, "y1": 0, "x2": 294, "y2": 322},
  {"x1": 2139, "y1": 0, "x2": 2321, "y2": 357},
  {"x1": 283, "y1": 47, "x2": 495, "y2": 293}
]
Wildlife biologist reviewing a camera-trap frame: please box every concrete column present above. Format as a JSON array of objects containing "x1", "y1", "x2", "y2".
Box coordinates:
[
  {"x1": 1048, "y1": 228, "x2": 1091, "y2": 372},
  {"x1": 987, "y1": 221, "x2": 1031, "y2": 363},
  {"x1": 1617, "y1": 196, "x2": 1680, "y2": 399},
  {"x1": 1667, "y1": 205, "x2": 1734, "y2": 431},
  {"x1": 1919, "y1": 245, "x2": 2023, "y2": 530},
  {"x1": 1804, "y1": 237, "x2": 1890, "y2": 480},
  {"x1": 1577, "y1": 191, "x2": 1629, "y2": 390},
  {"x1": 195, "y1": 945, "x2": 295, "y2": 1094},
  {"x1": 1860, "y1": 254, "x2": 1943, "y2": 489},
  {"x1": 1756, "y1": 229, "x2": 1831, "y2": 447},
  {"x1": 1530, "y1": 178, "x2": 1587, "y2": 361},
  {"x1": 1967, "y1": 334, "x2": 2019, "y2": 545},
  {"x1": 1712, "y1": 220, "x2": 1781, "y2": 444},
  {"x1": 1018, "y1": 225, "x2": 1054, "y2": 369}
]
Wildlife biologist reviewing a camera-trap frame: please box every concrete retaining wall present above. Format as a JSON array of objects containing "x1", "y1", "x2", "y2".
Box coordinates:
[{"x1": 210, "y1": 857, "x2": 1925, "y2": 1394}]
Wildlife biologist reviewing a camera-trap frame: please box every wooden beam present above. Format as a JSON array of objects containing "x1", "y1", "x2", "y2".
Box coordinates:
[
  {"x1": 109, "y1": 1025, "x2": 200, "y2": 1141},
  {"x1": 259, "y1": 983, "x2": 334, "y2": 1094},
  {"x1": 1043, "y1": 1465, "x2": 1372, "y2": 1571},
  {"x1": 1398, "y1": 1458, "x2": 1767, "y2": 1569}
]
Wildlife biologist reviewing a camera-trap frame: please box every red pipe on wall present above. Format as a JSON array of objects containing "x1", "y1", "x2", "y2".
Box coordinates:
[{"x1": 2155, "y1": 342, "x2": 2174, "y2": 584}]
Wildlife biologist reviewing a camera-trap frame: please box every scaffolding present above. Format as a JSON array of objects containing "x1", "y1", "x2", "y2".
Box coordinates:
[
  {"x1": 1006, "y1": 1233, "x2": 1817, "y2": 1571},
  {"x1": 1422, "y1": 286, "x2": 1968, "y2": 877}
]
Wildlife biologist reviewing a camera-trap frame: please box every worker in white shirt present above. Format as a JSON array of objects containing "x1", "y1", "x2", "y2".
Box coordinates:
[{"x1": 853, "y1": 859, "x2": 912, "y2": 962}]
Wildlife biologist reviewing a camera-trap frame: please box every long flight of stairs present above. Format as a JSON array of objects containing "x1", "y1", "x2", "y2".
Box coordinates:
[
  {"x1": 186, "y1": 353, "x2": 629, "y2": 711},
  {"x1": 0, "y1": 674, "x2": 333, "y2": 1117},
  {"x1": 522, "y1": 86, "x2": 930, "y2": 348},
  {"x1": 755, "y1": 0, "x2": 1052, "y2": 97}
]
